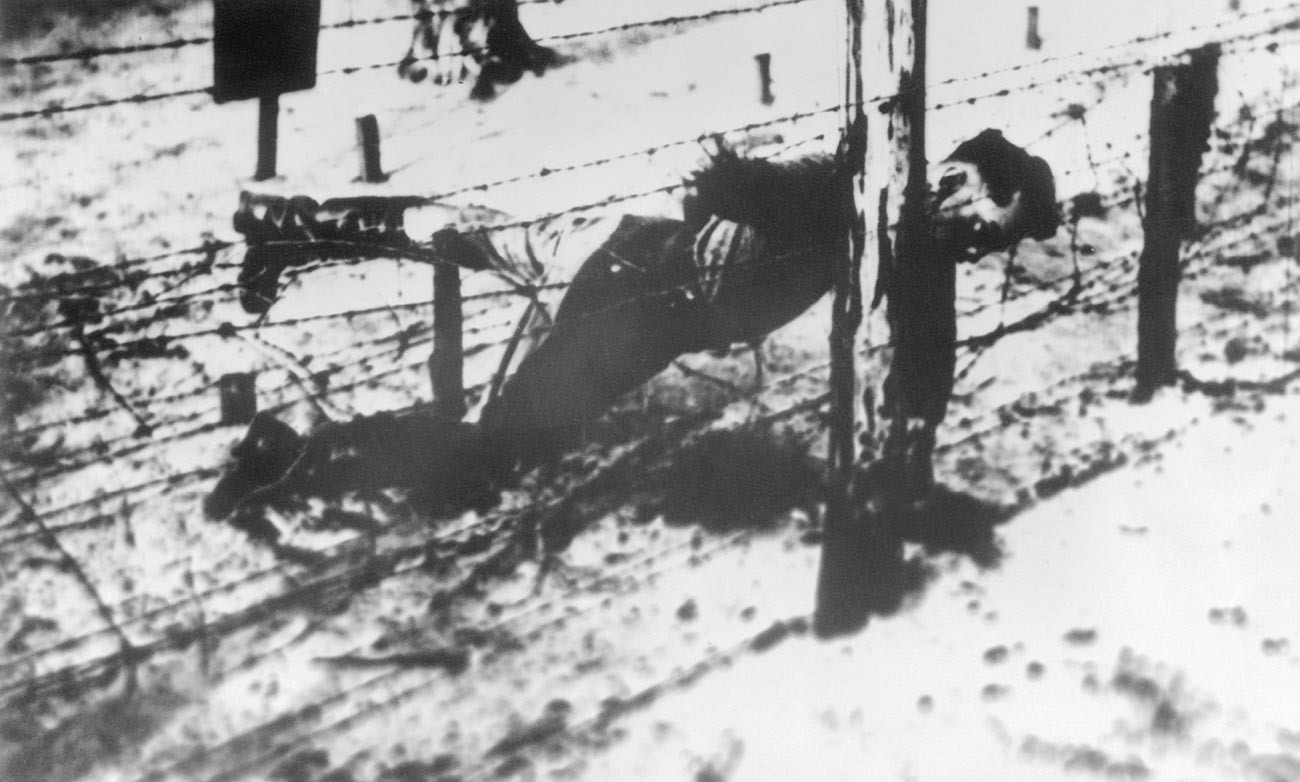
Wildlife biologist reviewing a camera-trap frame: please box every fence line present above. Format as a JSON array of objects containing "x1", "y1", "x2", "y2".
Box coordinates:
[
  {"x1": 3, "y1": 7, "x2": 1299, "y2": 775},
  {"x1": 5, "y1": 0, "x2": 1294, "y2": 636},
  {"x1": 5, "y1": 86, "x2": 1293, "y2": 474},
  {"x1": 10, "y1": 184, "x2": 1296, "y2": 490},
  {"x1": 395, "y1": 105, "x2": 842, "y2": 203},
  {"x1": 934, "y1": 16, "x2": 1297, "y2": 114},
  {"x1": 110, "y1": 339, "x2": 1223, "y2": 782},
  {"x1": 0, "y1": 35, "x2": 213, "y2": 68},
  {"x1": 3, "y1": 0, "x2": 808, "y2": 123},
  {"x1": 8, "y1": 233, "x2": 1282, "y2": 699},
  {"x1": 0, "y1": 313, "x2": 473, "y2": 444},
  {"x1": 318, "y1": 0, "x2": 820, "y2": 78},
  {"x1": 2, "y1": 205, "x2": 1294, "y2": 737},
  {"x1": 0, "y1": 85, "x2": 211, "y2": 123},
  {"x1": 5, "y1": 314, "x2": 540, "y2": 487},
  {"x1": 7, "y1": 0, "x2": 1295, "y2": 75},
  {"x1": 8, "y1": 130, "x2": 1295, "y2": 428},
  {"x1": 0, "y1": 0, "x2": 563, "y2": 68},
  {"x1": 1, "y1": 103, "x2": 837, "y2": 303},
  {"x1": 1, "y1": 0, "x2": 1287, "y2": 330},
  {"x1": 6, "y1": 1, "x2": 1296, "y2": 126},
  {"x1": 2, "y1": 389, "x2": 819, "y2": 741},
  {"x1": 0, "y1": 240, "x2": 233, "y2": 302},
  {"x1": 5, "y1": 239, "x2": 849, "y2": 485},
  {"x1": 10, "y1": 27, "x2": 1271, "y2": 286}
]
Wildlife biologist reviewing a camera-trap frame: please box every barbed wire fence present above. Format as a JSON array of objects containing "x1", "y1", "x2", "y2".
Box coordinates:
[
  {"x1": 1, "y1": 0, "x2": 1296, "y2": 584},
  {"x1": 2, "y1": 2, "x2": 1296, "y2": 560},
  {"x1": 2, "y1": 0, "x2": 1300, "y2": 777}
]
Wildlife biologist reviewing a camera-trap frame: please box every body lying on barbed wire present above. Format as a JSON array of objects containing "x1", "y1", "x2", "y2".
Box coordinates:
[{"x1": 206, "y1": 129, "x2": 1059, "y2": 523}]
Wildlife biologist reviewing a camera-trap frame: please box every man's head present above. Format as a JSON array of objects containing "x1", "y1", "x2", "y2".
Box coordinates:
[{"x1": 929, "y1": 129, "x2": 1060, "y2": 261}]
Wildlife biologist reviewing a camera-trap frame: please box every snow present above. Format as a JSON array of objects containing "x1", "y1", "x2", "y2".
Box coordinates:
[{"x1": 2, "y1": 0, "x2": 1300, "y2": 781}]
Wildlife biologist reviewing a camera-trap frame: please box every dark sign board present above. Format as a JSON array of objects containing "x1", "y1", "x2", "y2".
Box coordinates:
[{"x1": 213, "y1": 0, "x2": 321, "y2": 104}]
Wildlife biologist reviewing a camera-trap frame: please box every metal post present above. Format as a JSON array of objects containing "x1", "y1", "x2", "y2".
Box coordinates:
[
  {"x1": 356, "y1": 114, "x2": 388, "y2": 183},
  {"x1": 1134, "y1": 45, "x2": 1219, "y2": 401},
  {"x1": 254, "y1": 93, "x2": 280, "y2": 181},
  {"x1": 431, "y1": 263, "x2": 467, "y2": 420}
]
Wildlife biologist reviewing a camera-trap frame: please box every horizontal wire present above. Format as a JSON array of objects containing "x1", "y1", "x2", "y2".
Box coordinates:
[
  {"x1": 408, "y1": 105, "x2": 841, "y2": 203},
  {"x1": 7, "y1": 0, "x2": 1295, "y2": 127},
  {"x1": 318, "y1": 0, "x2": 818, "y2": 78},
  {"x1": 0, "y1": 0, "x2": 560, "y2": 68},
  {"x1": 0, "y1": 86, "x2": 210, "y2": 123},
  {"x1": 933, "y1": 14, "x2": 1300, "y2": 113},
  {"x1": 929, "y1": 0, "x2": 1300, "y2": 94},
  {"x1": 0, "y1": 240, "x2": 236, "y2": 303},
  {"x1": 2, "y1": 112, "x2": 833, "y2": 306},
  {"x1": 0, "y1": 35, "x2": 212, "y2": 67},
  {"x1": 5, "y1": 305, "x2": 528, "y2": 493},
  {"x1": 0, "y1": 309, "x2": 469, "y2": 445}
]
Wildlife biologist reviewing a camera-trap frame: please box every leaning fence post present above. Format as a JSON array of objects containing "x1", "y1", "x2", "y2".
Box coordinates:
[
  {"x1": 356, "y1": 114, "x2": 388, "y2": 183},
  {"x1": 1134, "y1": 44, "x2": 1219, "y2": 401},
  {"x1": 431, "y1": 262, "x2": 467, "y2": 420}
]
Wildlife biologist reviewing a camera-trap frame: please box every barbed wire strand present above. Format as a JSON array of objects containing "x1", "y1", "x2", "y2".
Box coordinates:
[
  {"x1": 10, "y1": 0, "x2": 1291, "y2": 127},
  {"x1": 0, "y1": 0, "x2": 566, "y2": 68}
]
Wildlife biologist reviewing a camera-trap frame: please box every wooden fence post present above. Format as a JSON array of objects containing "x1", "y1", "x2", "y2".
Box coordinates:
[
  {"x1": 879, "y1": 0, "x2": 947, "y2": 516},
  {"x1": 1026, "y1": 7, "x2": 1042, "y2": 50},
  {"x1": 218, "y1": 372, "x2": 258, "y2": 425},
  {"x1": 815, "y1": 0, "x2": 867, "y2": 633},
  {"x1": 755, "y1": 53, "x2": 775, "y2": 105},
  {"x1": 1134, "y1": 44, "x2": 1219, "y2": 401},
  {"x1": 431, "y1": 262, "x2": 467, "y2": 420},
  {"x1": 356, "y1": 114, "x2": 388, "y2": 183},
  {"x1": 815, "y1": 0, "x2": 923, "y2": 638},
  {"x1": 254, "y1": 94, "x2": 280, "y2": 181}
]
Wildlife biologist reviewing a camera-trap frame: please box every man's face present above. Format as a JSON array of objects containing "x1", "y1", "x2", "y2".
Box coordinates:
[{"x1": 928, "y1": 158, "x2": 1036, "y2": 262}]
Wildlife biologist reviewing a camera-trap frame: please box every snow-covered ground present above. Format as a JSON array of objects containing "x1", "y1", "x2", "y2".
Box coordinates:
[{"x1": 2, "y1": 0, "x2": 1300, "y2": 780}]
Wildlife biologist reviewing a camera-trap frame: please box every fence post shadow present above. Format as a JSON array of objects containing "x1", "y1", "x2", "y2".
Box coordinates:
[
  {"x1": 813, "y1": 497, "x2": 904, "y2": 638},
  {"x1": 814, "y1": 479, "x2": 1010, "y2": 638}
]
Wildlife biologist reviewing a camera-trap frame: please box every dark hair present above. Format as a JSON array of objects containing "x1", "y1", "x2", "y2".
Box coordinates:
[
  {"x1": 683, "y1": 141, "x2": 850, "y2": 238},
  {"x1": 946, "y1": 129, "x2": 1061, "y2": 240}
]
